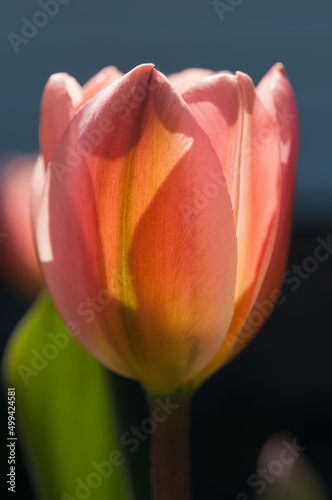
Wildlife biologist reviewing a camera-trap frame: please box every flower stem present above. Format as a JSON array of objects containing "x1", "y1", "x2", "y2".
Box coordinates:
[{"x1": 147, "y1": 390, "x2": 192, "y2": 500}]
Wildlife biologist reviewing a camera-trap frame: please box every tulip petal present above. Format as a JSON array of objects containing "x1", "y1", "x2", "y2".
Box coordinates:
[
  {"x1": 257, "y1": 64, "x2": 299, "y2": 172},
  {"x1": 256, "y1": 64, "x2": 298, "y2": 285},
  {"x1": 31, "y1": 154, "x2": 46, "y2": 224},
  {"x1": 226, "y1": 64, "x2": 299, "y2": 360},
  {"x1": 168, "y1": 68, "x2": 214, "y2": 94},
  {"x1": 183, "y1": 71, "x2": 281, "y2": 384},
  {"x1": 40, "y1": 73, "x2": 83, "y2": 168},
  {"x1": 35, "y1": 64, "x2": 237, "y2": 393},
  {"x1": 82, "y1": 66, "x2": 123, "y2": 105}
]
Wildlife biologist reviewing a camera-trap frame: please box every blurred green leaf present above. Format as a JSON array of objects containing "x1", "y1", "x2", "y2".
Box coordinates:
[{"x1": 2, "y1": 292, "x2": 135, "y2": 500}]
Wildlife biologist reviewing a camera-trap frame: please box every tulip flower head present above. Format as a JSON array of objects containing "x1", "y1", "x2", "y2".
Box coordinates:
[{"x1": 33, "y1": 63, "x2": 298, "y2": 394}]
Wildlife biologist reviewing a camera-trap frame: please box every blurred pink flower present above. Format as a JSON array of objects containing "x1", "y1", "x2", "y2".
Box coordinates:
[{"x1": 0, "y1": 154, "x2": 42, "y2": 297}]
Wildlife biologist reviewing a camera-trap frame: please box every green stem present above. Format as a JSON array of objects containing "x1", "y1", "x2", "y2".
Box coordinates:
[{"x1": 147, "y1": 390, "x2": 192, "y2": 500}]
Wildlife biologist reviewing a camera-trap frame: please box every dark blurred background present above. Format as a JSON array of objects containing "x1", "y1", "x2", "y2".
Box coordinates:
[{"x1": 0, "y1": 0, "x2": 331, "y2": 499}]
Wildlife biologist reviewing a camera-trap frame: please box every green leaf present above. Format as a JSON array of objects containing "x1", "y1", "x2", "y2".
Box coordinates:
[{"x1": 2, "y1": 292, "x2": 135, "y2": 500}]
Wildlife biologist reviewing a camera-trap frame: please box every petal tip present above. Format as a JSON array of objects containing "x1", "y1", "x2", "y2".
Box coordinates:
[
  {"x1": 125, "y1": 63, "x2": 158, "y2": 85},
  {"x1": 273, "y1": 62, "x2": 287, "y2": 76},
  {"x1": 234, "y1": 71, "x2": 254, "y2": 86},
  {"x1": 47, "y1": 72, "x2": 69, "y2": 83},
  {"x1": 45, "y1": 72, "x2": 80, "y2": 91},
  {"x1": 266, "y1": 63, "x2": 288, "y2": 91}
]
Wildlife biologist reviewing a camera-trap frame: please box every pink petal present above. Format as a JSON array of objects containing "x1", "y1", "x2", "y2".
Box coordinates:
[
  {"x1": 81, "y1": 66, "x2": 123, "y2": 105},
  {"x1": 39, "y1": 73, "x2": 83, "y2": 167},
  {"x1": 183, "y1": 71, "x2": 281, "y2": 383},
  {"x1": 168, "y1": 68, "x2": 215, "y2": 94},
  {"x1": 256, "y1": 64, "x2": 299, "y2": 285},
  {"x1": 31, "y1": 154, "x2": 46, "y2": 224},
  {"x1": 231, "y1": 64, "x2": 299, "y2": 355}
]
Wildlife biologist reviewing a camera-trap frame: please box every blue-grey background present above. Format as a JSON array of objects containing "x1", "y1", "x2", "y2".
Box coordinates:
[
  {"x1": 1, "y1": 0, "x2": 331, "y2": 225},
  {"x1": 1, "y1": 1, "x2": 332, "y2": 499}
]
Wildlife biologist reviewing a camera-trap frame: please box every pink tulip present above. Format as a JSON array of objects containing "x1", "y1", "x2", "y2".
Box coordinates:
[
  {"x1": 32, "y1": 63, "x2": 298, "y2": 393},
  {"x1": 0, "y1": 154, "x2": 43, "y2": 297}
]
